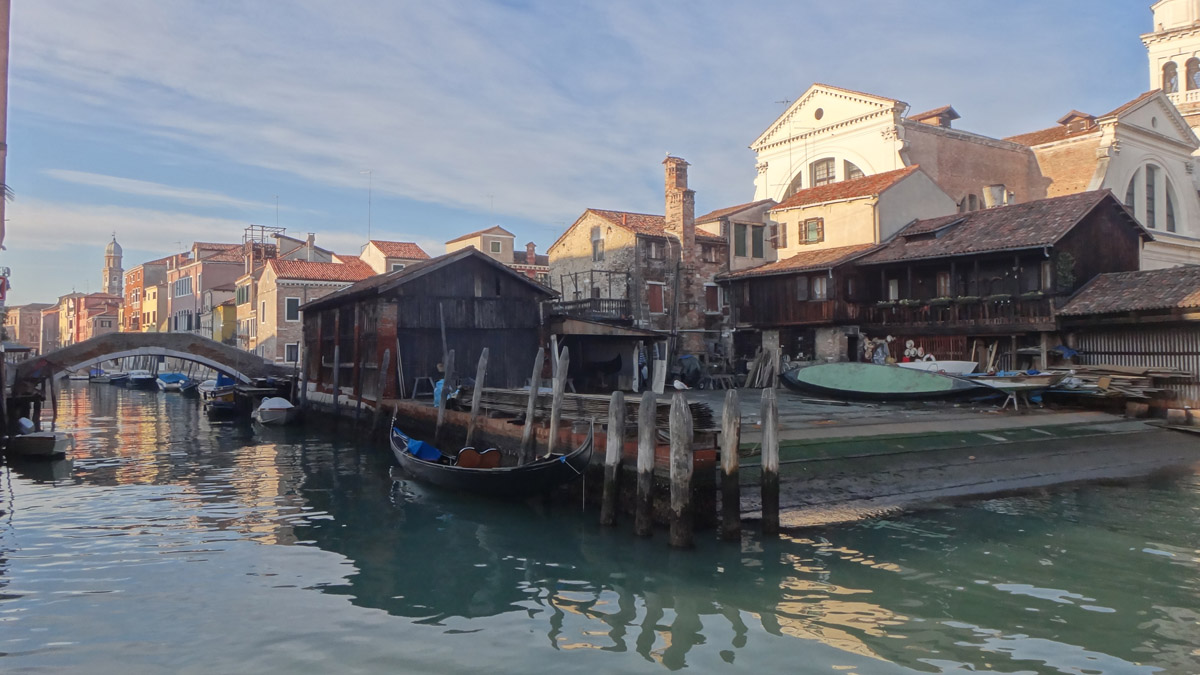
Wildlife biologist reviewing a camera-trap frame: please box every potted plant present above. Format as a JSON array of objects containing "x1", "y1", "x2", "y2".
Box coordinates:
[
  {"x1": 1019, "y1": 290, "x2": 1045, "y2": 300},
  {"x1": 875, "y1": 300, "x2": 897, "y2": 308},
  {"x1": 928, "y1": 296, "x2": 952, "y2": 307},
  {"x1": 984, "y1": 293, "x2": 1013, "y2": 303},
  {"x1": 954, "y1": 295, "x2": 980, "y2": 305},
  {"x1": 898, "y1": 298, "x2": 923, "y2": 307}
]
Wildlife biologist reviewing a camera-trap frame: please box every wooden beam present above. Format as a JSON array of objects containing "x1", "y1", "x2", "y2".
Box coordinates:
[{"x1": 465, "y1": 348, "x2": 489, "y2": 448}]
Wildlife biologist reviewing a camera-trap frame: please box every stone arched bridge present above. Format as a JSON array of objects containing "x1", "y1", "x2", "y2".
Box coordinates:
[{"x1": 14, "y1": 332, "x2": 291, "y2": 389}]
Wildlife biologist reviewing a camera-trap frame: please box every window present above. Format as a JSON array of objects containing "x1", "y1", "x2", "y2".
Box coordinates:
[
  {"x1": 701, "y1": 244, "x2": 718, "y2": 263},
  {"x1": 1164, "y1": 61, "x2": 1179, "y2": 93},
  {"x1": 285, "y1": 297, "x2": 301, "y2": 322},
  {"x1": 801, "y1": 218, "x2": 824, "y2": 244},
  {"x1": 647, "y1": 283, "x2": 665, "y2": 314},
  {"x1": 936, "y1": 271, "x2": 951, "y2": 297},
  {"x1": 1125, "y1": 172, "x2": 1137, "y2": 207},
  {"x1": 795, "y1": 276, "x2": 809, "y2": 301},
  {"x1": 489, "y1": 241, "x2": 502, "y2": 254},
  {"x1": 811, "y1": 276, "x2": 828, "y2": 301},
  {"x1": 751, "y1": 226, "x2": 764, "y2": 258},
  {"x1": 734, "y1": 224, "x2": 747, "y2": 257},
  {"x1": 285, "y1": 343, "x2": 299, "y2": 363},
  {"x1": 845, "y1": 161, "x2": 864, "y2": 181},
  {"x1": 261, "y1": 301, "x2": 267, "y2": 317},
  {"x1": 590, "y1": 226, "x2": 604, "y2": 262},
  {"x1": 647, "y1": 239, "x2": 665, "y2": 260},
  {"x1": 704, "y1": 285, "x2": 719, "y2": 313},
  {"x1": 811, "y1": 158, "x2": 836, "y2": 187},
  {"x1": 1040, "y1": 261, "x2": 1053, "y2": 291},
  {"x1": 1146, "y1": 165, "x2": 1157, "y2": 228},
  {"x1": 887, "y1": 279, "x2": 900, "y2": 301},
  {"x1": 391, "y1": 263, "x2": 405, "y2": 272},
  {"x1": 172, "y1": 276, "x2": 193, "y2": 298},
  {"x1": 1189, "y1": 58, "x2": 1200, "y2": 91},
  {"x1": 1167, "y1": 182, "x2": 1178, "y2": 233},
  {"x1": 774, "y1": 221, "x2": 787, "y2": 248}
]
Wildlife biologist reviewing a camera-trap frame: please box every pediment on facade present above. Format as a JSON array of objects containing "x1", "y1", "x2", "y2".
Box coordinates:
[
  {"x1": 751, "y1": 83, "x2": 905, "y2": 151},
  {"x1": 1102, "y1": 91, "x2": 1200, "y2": 149}
]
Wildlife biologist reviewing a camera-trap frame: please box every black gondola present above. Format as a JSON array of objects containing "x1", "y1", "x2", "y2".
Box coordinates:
[{"x1": 389, "y1": 424, "x2": 594, "y2": 499}]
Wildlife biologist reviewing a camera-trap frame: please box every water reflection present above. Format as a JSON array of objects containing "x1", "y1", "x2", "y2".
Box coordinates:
[{"x1": 2, "y1": 382, "x2": 1198, "y2": 673}]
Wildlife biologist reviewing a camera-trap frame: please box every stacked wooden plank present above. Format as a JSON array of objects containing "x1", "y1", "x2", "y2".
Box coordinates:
[
  {"x1": 1050, "y1": 364, "x2": 1194, "y2": 400},
  {"x1": 744, "y1": 348, "x2": 781, "y2": 389},
  {"x1": 475, "y1": 388, "x2": 716, "y2": 431}
]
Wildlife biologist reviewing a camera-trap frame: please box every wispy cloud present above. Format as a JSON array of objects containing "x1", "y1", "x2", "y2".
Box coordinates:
[
  {"x1": 9, "y1": 1, "x2": 1149, "y2": 229},
  {"x1": 43, "y1": 169, "x2": 279, "y2": 211}
]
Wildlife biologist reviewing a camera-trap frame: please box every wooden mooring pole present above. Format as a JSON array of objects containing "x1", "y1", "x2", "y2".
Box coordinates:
[
  {"x1": 49, "y1": 375, "x2": 58, "y2": 432},
  {"x1": 331, "y1": 345, "x2": 341, "y2": 412},
  {"x1": 634, "y1": 390, "x2": 656, "y2": 537},
  {"x1": 372, "y1": 349, "x2": 392, "y2": 430},
  {"x1": 465, "y1": 348, "x2": 489, "y2": 448},
  {"x1": 600, "y1": 390, "x2": 625, "y2": 526},
  {"x1": 546, "y1": 346, "x2": 569, "y2": 457},
  {"x1": 760, "y1": 387, "x2": 780, "y2": 536},
  {"x1": 669, "y1": 390, "x2": 694, "y2": 549},
  {"x1": 519, "y1": 347, "x2": 545, "y2": 465},
  {"x1": 720, "y1": 388, "x2": 741, "y2": 541},
  {"x1": 434, "y1": 349, "x2": 455, "y2": 446}
]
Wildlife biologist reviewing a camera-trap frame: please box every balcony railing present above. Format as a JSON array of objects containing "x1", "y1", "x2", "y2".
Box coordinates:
[
  {"x1": 734, "y1": 299, "x2": 859, "y2": 326},
  {"x1": 862, "y1": 295, "x2": 1055, "y2": 328},
  {"x1": 545, "y1": 297, "x2": 632, "y2": 321}
]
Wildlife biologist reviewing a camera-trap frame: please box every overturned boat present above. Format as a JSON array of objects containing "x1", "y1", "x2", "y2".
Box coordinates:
[{"x1": 782, "y1": 362, "x2": 992, "y2": 401}]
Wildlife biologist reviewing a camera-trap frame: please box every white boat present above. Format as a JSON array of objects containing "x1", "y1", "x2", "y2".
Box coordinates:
[
  {"x1": 966, "y1": 372, "x2": 1068, "y2": 392},
  {"x1": 197, "y1": 379, "x2": 219, "y2": 396},
  {"x1": 156, "y1": 372, "x2": 189, "y2": 391},
  {"x1": 6, "y1": 420, "x2": 73, "y2": 459},
  {"x1": 253, "y1": 397, "x2": 298, "y2": 426},
  {"x1": 897, "y1": 359, "x2": 980, "y2": 376},
  {"x1": 125, "y1": 369, "x2": 157, "y2": 389}
]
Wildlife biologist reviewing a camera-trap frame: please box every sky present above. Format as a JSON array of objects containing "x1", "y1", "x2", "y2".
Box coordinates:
[{"x1": 1, "y1": 0, "x2": 1153, "y2": 305}]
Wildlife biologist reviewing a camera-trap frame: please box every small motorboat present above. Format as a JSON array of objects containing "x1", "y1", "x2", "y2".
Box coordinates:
[
  {"x1": 252, "y1": 397, "x2": 298, "y2": 426},
  {"x1": 782, "y1": 362, "x2": 992, "y2": 401},
  {"x1": 180, "y1": 379, "x2": 201, "y2": 398},
  {"x1": 202, "y1": 373, "x2": 239, "y2": 419},
  {"x1": 67, "y1": 369, "x2": 91, "y2": 381},
  {"x1": 897, "y1": 359, "x2": 980, "y2": 376},
  {"x1": 106, "y1": 371, "x2": 128, "y2": 385},
  {"x1": 389, "y1": 424, "x2": 594, "y2": 499},
  {"x1": 156, "y1": 372, "x2": 189, "y2": 392},
  {"x1": 124, "y1": 369, "x2": 157, "y2": 390},
  {"x1": 89, "y1": 371, "x2": 111, "y2": 383},
  {"x1": 5, "y1": 418, "x2": 73, "y2": 459}
]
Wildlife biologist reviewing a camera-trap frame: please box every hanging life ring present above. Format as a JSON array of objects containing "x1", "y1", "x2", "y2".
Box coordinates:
[{"x1": 922, "y1": 353, "x2": 935, "y2": 362}]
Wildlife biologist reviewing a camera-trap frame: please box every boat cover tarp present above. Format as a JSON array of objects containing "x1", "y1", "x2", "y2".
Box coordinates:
[
  {"x1": 258, "y1": 397, "x2": 294, "y2": 410},
  {"x1": 407, "y1": 439, "x2": 442, "y2": 462},
  {"x1": 157, "y1": 373, "x2": 188, "y2": 384}
]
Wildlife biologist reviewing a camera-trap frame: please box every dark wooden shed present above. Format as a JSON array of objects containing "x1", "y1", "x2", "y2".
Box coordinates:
[{"x1": 301, "y1": 248, "x2": 555, "y2": 406}]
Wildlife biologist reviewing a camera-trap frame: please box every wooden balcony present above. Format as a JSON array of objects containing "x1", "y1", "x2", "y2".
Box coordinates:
[
  {"x1": 733, "y1": 299, "x2": 860, "y2": 327},
  {"x1": 545, "y1": 298, "x2": 632, "y2": 322},
  {"x1": 860, "y1": 295, "x2": 1056, "y2": 333}
]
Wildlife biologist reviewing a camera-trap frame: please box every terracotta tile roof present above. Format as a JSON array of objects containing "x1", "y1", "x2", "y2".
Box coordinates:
[
  {"x1": 446, "y1": 225, "x2": 515, "y2": 244},
  {"x1": 772, "y1": 166, "x2": 920, "y2": 212},
  {"x1": 588, "y1": 209, "x2": 725, "y2": 243},
  {"x1": 717, "y1": 244, "x2": 878, "y2": 280},
  {"x1": 193, "y1": 242, "x2": 241, "y2": 250},
  {"x1": 268, "y1": 258, "x2": 375, "y2": 282},
  {"x1": 857, "y1": 191, "x2": 1139, "y2": 264},
  {"x1": 200, "y1": 249, "x2": 245, "y2": 263},
  {"x1": 369, "y1": 240, "x2": 430, "y2": 259},
  {"x1": 1058, "y1": 266, "x2": 1200, "y2": 316},
  {"x1": 696, "y1": 199, "x2": 776, "y2": 224},
  {"x1": 1004, "y1": 123, "x2": 1099, "y2": 147}
]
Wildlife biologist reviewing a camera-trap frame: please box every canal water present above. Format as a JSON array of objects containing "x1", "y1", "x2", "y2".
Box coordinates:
[{"x1": 2, "y1": 384, "x2": 1198, "y2": 674}]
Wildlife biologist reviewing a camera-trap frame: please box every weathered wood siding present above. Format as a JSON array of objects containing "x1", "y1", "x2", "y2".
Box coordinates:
[{"x1": 1073, "y1": 325, "x2": 1200, "y2": 405}]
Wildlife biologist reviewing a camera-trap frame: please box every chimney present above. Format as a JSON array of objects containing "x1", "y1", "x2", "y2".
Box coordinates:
[
  {"x1": 525, "y1": 241, "x2": 536, "y2": 263},
  {"x1": 982, "y1": 184, "x2": 1011, "y2": 209},
  {"x1": 663, "y1": 156, "x2": 695, "y2": 246},
  {"x1": 306, "y1": 233, "x2": 316, "y2": 262}
]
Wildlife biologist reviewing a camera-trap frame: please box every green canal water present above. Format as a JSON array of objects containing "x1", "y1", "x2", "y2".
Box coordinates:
[{"x1": 2, "y1": 384, "x2": 1198, "y2": 674}]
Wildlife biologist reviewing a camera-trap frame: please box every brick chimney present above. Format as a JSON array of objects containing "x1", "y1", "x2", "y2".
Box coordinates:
[
  {"x1": 663, "y1": 156, "x2": 695, "y2": 263},
  {"x1": 525, "y1": 241, "x2": 536, "y2": 263}
]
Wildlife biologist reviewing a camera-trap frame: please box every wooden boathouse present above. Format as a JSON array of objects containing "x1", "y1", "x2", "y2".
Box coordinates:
[{"x1": 299, "y1": 247, "x2": 555, "y2": 409}]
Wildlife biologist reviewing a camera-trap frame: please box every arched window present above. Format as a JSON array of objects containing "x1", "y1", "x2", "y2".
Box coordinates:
[
  {"x1": 1188, "y1": 58, "x2": 1200, "y2": 90},
  {"x1": 1164, "y1": 62, "x2": 1179, "y2": 93},
  {"x1": 1125, "y1": 170, "x2": 1138, "y2": 207},
  {"x1": 844, "y1": 161, "x2": 864, "y2": 181},
  {"x1": 810, "y1": 158, "x2": 836, "y2": 187},
  {"x1": 1146, "y1": 165, "x2": 1157, "y2": 228}
]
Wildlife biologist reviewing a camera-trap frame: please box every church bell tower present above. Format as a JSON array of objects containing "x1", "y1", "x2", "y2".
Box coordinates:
[{"x1": 103, "y1": 234, "x2": 123, "y2": 296}]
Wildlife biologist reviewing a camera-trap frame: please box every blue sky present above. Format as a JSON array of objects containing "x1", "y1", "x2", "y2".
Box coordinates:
[{"x1": 3, "y1": 0, "x2": 1151, "y2": 304}]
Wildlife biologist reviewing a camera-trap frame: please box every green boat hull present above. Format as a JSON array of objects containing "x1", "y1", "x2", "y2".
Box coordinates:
[{"x1": 782, "y1": 363, "x2": 992, "y2": 401}]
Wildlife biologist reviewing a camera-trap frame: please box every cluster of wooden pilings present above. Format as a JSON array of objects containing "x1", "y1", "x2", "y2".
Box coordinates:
[{"x1": 598, "y1": 387, "x2": 781, "y2": 548}]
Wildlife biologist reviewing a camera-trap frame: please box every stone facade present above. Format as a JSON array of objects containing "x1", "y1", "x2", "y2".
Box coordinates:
[{"x1": 3, "y1": 303, "x2": 51, "y2": 352}]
